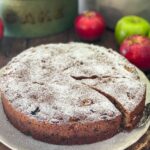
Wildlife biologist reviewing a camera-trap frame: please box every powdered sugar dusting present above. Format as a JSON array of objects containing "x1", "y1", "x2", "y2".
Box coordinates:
[{"x1": 0, "y1": 43, "x2": 145, "y2": 123}]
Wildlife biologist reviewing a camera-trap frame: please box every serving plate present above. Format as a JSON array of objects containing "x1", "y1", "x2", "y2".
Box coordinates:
[{"x1": 0, "y1": 69, "x2": 150, "y2": 150}]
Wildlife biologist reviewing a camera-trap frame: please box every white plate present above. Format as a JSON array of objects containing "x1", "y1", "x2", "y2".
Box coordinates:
[{"x1": 0, "y1": 69, "x2": 150, "y2": 150}]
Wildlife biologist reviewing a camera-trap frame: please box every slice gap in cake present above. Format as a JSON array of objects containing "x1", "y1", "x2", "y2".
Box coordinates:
[
  {"x1": 88, "y1": 87, "x2": 130, "y2": 130},
  {"x1": 71, "y1": 75, "x2": 98, "y2": 80},
  {"x1": 70, "y1": 75, "x2": 129, "y2": 81}
]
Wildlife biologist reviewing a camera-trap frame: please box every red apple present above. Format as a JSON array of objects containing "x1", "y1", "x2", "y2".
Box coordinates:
[
  {"x1": 74, "y1": 11, "x2": 106, "y2": 41},
  {"x1": 120, "y1": 35, "x2": 150, "y2": 71},
  {"x1": 0, "y1": 18, "x2": 4, "y2": 39}
]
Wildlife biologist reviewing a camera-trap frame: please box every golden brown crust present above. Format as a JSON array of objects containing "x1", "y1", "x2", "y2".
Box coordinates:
[{"x1": 2, "y1": 93, "x2": 122, "y2": 145}]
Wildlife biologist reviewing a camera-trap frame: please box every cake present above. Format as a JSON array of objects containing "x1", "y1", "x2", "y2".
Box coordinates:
[{"x1": 0, "y1": 43, "x2": 146, "y2": 145}]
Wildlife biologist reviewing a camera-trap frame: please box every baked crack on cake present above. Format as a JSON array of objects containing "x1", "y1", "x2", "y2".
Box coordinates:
[{"x1": 0, "y1": 43, "x2": 146, "y2": 145}]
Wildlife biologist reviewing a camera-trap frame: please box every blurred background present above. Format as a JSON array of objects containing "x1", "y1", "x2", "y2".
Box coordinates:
[{"x1": 0, "y1": 0, "x2": 149, "y2": 74}]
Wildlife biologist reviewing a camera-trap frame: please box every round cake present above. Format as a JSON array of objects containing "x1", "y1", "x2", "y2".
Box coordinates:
[{"x1": 0, "y1": 43, "x2": 146, "y2": 145}]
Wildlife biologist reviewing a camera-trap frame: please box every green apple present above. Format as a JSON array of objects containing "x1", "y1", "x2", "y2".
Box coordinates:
[{"x1": 115, "y1": 16, "x2": 150, "y2": 44}]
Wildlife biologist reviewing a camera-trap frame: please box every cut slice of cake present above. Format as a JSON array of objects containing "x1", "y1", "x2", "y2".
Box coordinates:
[{"x1": 80, "y1": 77, "x2": 146, "y2": 130}]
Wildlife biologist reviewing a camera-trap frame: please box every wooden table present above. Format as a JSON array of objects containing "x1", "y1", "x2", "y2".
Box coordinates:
[{"x1": 0, "y1": 28, "x2": 150, "y2": 150}]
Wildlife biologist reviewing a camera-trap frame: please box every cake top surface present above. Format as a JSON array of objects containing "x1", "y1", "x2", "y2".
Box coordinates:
[{"x1": 0, "y1": 43, "x2": 145, "y2": 124}]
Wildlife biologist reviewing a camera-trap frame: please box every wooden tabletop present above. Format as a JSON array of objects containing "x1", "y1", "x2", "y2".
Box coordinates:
[{"x1": 0, "y1": 28, "x2": 150, "y2": 150}]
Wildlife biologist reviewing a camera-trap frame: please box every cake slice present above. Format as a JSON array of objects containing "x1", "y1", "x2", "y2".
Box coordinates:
[{"x1": 80, "y1": 77, "x2": 146, "y2": 130}]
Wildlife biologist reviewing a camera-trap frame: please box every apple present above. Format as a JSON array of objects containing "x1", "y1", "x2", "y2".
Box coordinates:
[
  {"x1": 115, "y1": 16, "x2": 150, "y2": 44},
  {"x1": 0, "y1": 18, "x2": 4, "y2": 39},
  {"x1": 120, "y1": 35, "x2": 150, "y2": 71},
  {"x1": 74, "y1": 11, "x2": 106, "y2": 41}
]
